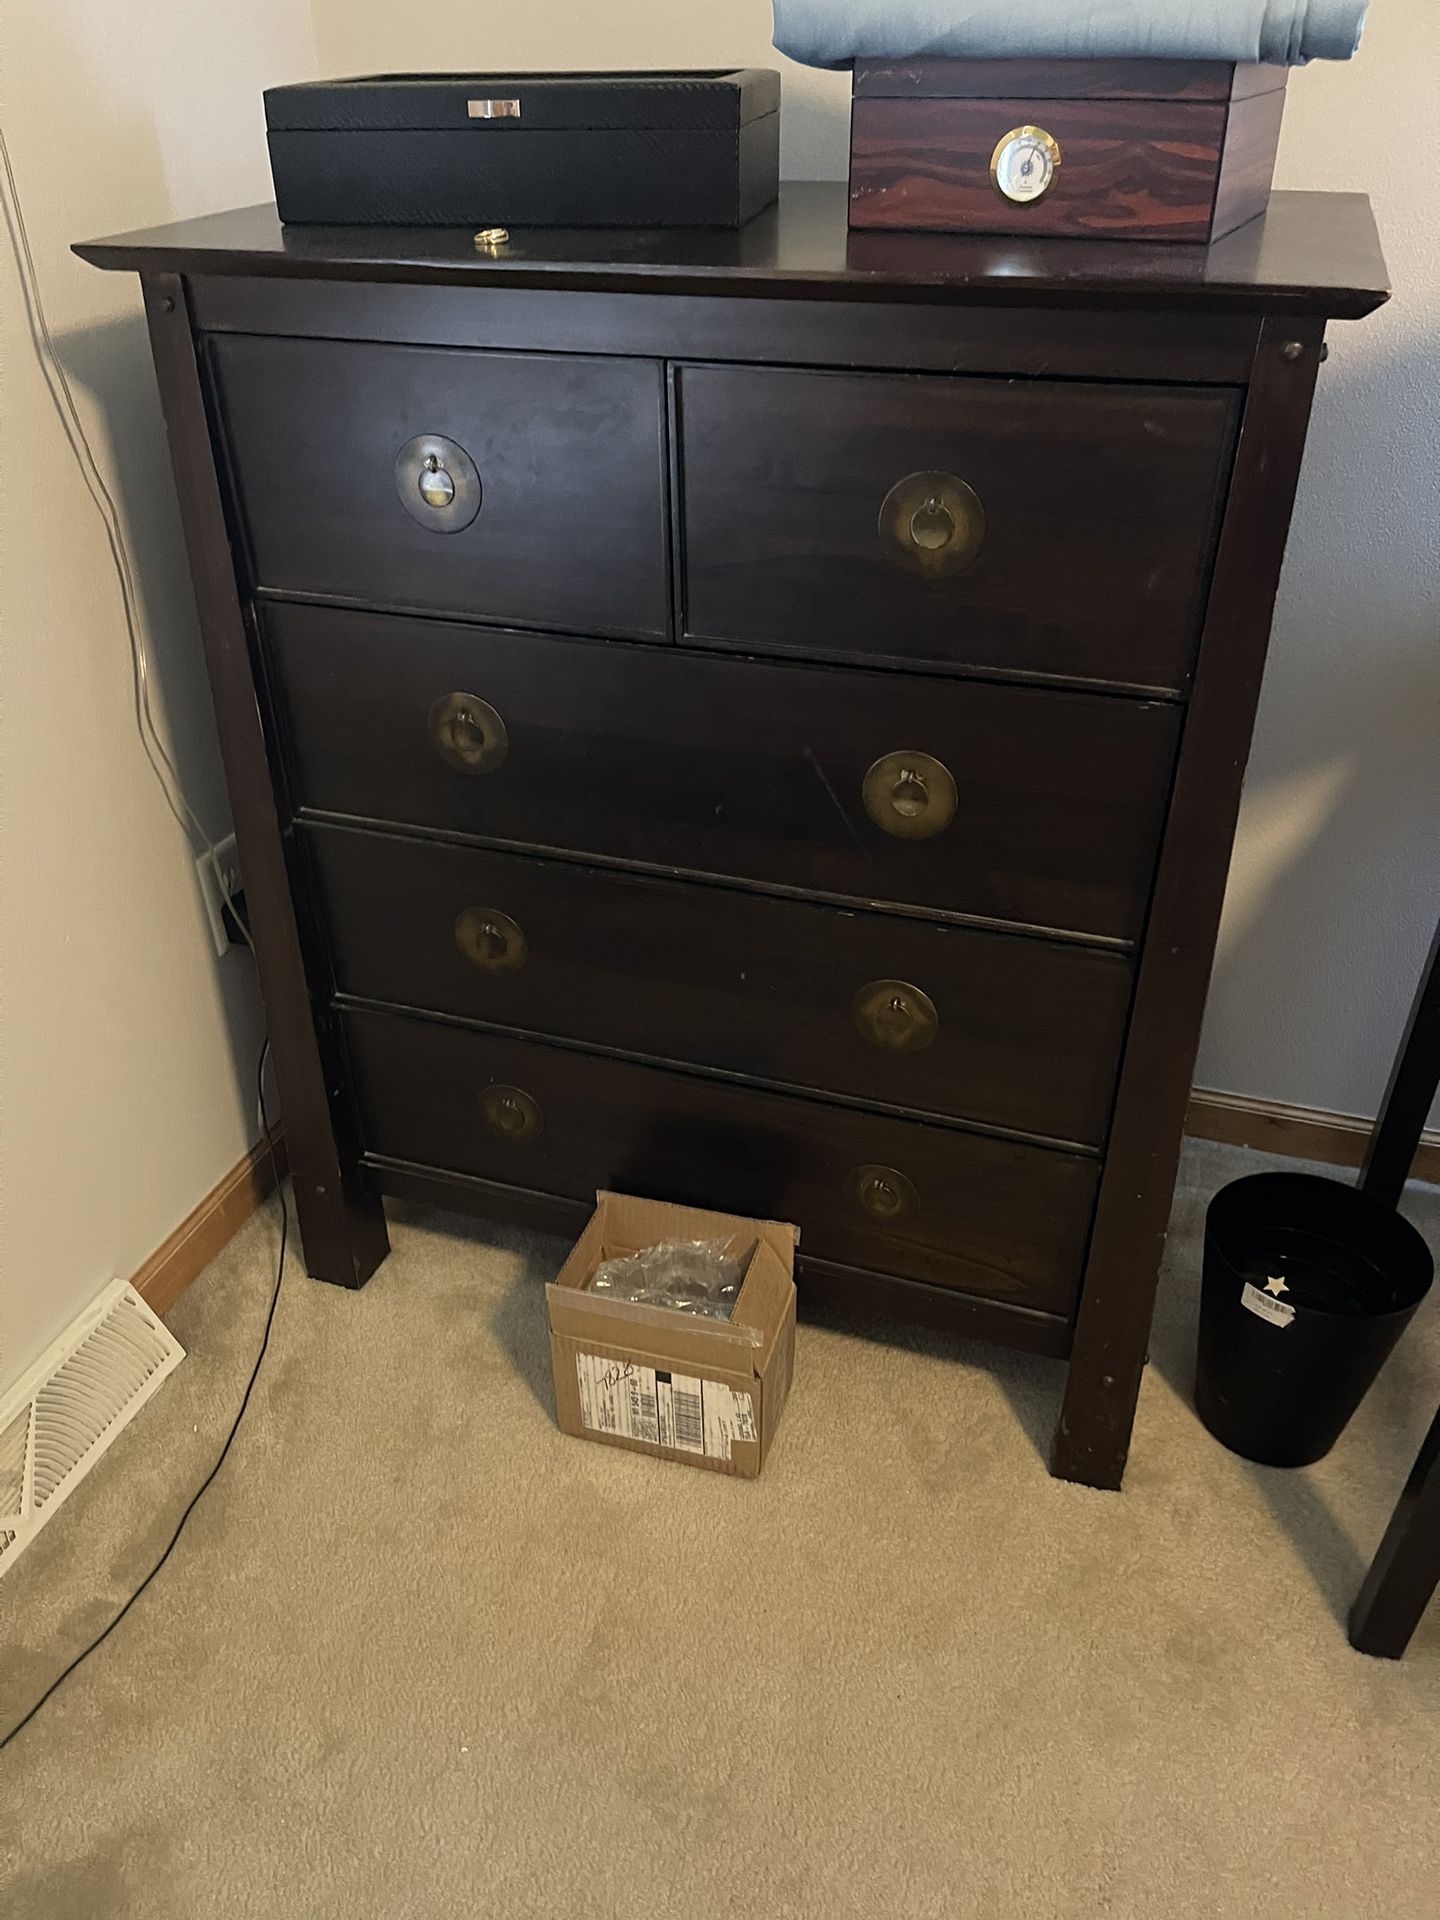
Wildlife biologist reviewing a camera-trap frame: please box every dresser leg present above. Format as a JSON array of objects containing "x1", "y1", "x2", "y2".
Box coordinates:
[
  {"x1": 287, "y1": 1144, "x2": 389, "y2": 1290},
  {"x1": 1049, "y1": 321, "x2": 1330, "y2": 1491},
  {"x1": 141, "y1": 272, "x2": 389, "y2": 1292},
  {"x1": 1051, "y1": 1352, "x2": 1144, "y2": 1491}
]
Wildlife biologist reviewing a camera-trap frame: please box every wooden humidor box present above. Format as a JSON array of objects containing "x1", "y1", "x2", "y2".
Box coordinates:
[{"x1": 850, "y1": 58, "x2": 1289, "y2": 243}]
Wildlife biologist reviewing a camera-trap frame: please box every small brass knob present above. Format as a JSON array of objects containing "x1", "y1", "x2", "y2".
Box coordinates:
[
  {"x1": 891, "y1": 768, "x2": 929, "y2": 818},
  {"x1": 862, "y1": 752, "x2": 957, "y2": 840},
  {"x1": 429, "y1": 692, "x2": 508, "y2": 775},
  {"x1": 395, "y1": 433, "x2": 482, "y2": 533},
  {"x1": 909, "y1": 496, "x2": 955, "y2": 552},
  {"x1": 455, "y1": 908, "x2": 527, "y2": 975},
  {"x1": 851, "y1": 1164, "x2": 919, "y2": 1221},
  {"x1": 482, "y1": 1084, "x2": 543, "y2": 1144},
  {"x1": 418, "y1": 453, "x2": 456, "y2": 510},
  {"x1": 880, "y1": 471, "x2": 985, "y2": 576},
  {"x1": 853, "y1": 980, "x2": 940, "y2": 1054}
]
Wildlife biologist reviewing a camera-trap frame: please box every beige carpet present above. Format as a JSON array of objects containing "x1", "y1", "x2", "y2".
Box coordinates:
[{"x1": 1, "y1": 1141, "x2": 1436, "y2": 1919}]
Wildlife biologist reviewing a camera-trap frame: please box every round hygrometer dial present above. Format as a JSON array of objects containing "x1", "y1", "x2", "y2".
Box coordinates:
[{"x1": 991, "y1": 125, "x2": 1061, "y2": 206}]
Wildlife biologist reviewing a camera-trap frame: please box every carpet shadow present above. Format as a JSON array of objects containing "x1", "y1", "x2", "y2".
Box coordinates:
[
  {"x1": 393, "y1": 1197, "x2": 1068, "y2": 1457},
  {"x1": 490, "y1": 1263, "x2": 563, "y2": 1418},
  {"x1": 797, "y1": 1294, "x2": 1065, "y2": 1468},
  {"x1": 389, "y1": 1198, "x2": 569, "y2": 1415},
  {"x1": 1149, "y1": 1257, "x2": 1370, "y2": 1628}
]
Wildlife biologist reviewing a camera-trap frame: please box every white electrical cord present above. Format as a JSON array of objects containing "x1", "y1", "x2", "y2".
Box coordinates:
[{"x1": 1, "y1": 121, "x2": 217, "y2": 862}]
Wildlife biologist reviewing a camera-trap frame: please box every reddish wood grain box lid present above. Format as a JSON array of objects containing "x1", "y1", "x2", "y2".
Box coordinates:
[
  {"x1": 850, "y1": 57, "x2": 1288, "y2": 245},
  {"x1": 547, "y1": 1192, "x2": 798, "y2": 1479}
]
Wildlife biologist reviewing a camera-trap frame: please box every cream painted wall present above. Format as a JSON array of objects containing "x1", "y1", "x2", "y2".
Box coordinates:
[
  {"x1": 313, "y1": 0, "x2": 1439, "y2": 1127},
  {"x1": 1196, "y1": 7, "x2": 1440, "y2": 1124},
  {"x1": 310, "y1": 1, "x2": 850, "y2": 177},
  {"x1": 0, "y1": 0, "x2": 318, "y2": 1391}
]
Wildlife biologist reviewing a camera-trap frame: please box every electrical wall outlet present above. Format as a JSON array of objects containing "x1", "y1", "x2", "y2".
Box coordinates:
[{"x1": 196, "y1": 832, "x2": 247, "y2": 958}]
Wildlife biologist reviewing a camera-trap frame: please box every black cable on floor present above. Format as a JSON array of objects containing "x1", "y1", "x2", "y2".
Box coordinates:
[{"x1": 0, "y1": 1039, "x2": 288, "y2": 1753}]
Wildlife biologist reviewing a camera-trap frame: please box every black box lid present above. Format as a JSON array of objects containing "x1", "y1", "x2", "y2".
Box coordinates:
[{"x1": 265, "y1": 70, "x2": 780, "y2": 134}]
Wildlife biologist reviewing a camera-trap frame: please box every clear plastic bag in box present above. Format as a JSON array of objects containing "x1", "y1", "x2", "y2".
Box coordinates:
[{"x1": 586, "y1": 1239, "x2": 746, "y2": 1321}]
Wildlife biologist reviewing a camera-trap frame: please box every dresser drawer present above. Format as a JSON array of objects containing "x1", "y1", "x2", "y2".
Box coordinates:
[
  {"x1": 308, "y1": 824, "x2": 1132, "y2": 1147},
  {"x1": 267, "y1": 605, "x2": 1177, "y2": 943},
  {"x1": 342, "y1": 1007, "x2": 1098, "y2": 1313},
  {"x1": 677, "y1": 363, "x2": 1236, "y2": 690},
  {"x1": 208, "y1": 334, "x2": 669, "y2": 637}
]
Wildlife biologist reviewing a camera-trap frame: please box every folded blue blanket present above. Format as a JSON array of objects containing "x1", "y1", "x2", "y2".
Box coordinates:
[{"x1": 773, "y1": 2, "x2": 1370, "y2": 69}]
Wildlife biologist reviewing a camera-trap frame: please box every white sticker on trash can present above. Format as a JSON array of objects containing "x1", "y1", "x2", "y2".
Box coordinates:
[{"x1": 1241, "y1": 1281, "x2": 1297, "y2": 1328}]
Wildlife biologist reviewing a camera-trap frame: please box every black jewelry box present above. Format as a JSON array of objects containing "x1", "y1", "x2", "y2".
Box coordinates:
[{"x1": 265, "y1": 70, "x2": 781, "y2": 229}]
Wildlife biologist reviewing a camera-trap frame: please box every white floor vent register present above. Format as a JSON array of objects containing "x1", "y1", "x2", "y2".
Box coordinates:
[{"x1": 0, "y1": 1281, "x2": 184, "y2": 1576}]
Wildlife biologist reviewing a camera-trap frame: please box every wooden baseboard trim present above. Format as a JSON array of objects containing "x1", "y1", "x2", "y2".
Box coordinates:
[
  {"x1": 1186, "y1": 1089, "x2": 1440, "y2": 1187},
  {"x1": 131, "y1": 1131, "x2": 287, "y2": 1319}
]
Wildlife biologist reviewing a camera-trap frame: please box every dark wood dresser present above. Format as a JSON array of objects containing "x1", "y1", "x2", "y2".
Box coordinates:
[{"x1": 78, "y1": 185, "x2": 1387, "y2": 1488}]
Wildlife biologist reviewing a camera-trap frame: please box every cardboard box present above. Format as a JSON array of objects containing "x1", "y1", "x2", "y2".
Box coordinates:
[{"x1": 547, "y1": 1192, "x2": 798, "y2": 1478}]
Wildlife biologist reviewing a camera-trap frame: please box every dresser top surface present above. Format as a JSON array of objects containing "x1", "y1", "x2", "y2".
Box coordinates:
[{"x1": 76, "y1": 181, "x2": 1387, "y2": 318}]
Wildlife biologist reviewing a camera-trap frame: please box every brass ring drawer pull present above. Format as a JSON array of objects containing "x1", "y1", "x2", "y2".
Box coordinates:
[
  {"x1": 853, "y1": 979, "x2": 939, "y2": 1053},
  {"x1": 455, "y1": 908, "x2": 527, "y2": 974},
  {"x1": 862, "y1": 751, "x2": 957, "y2": 840},
  {"x1": 482, "y1": 1084, "x2": 543, "y2": 1144},
  {"x1": 851, "y1": 1164, "x2": 919, "y2": 1222},
  {"x1": 429, "y1": 692, "x2": 508, "y2": 775},
  {"x1": 395, "y1": 432, "x2": 483, "y2": 533},
  {"x1": 879, "y1": 470, "x2": 985, "y2": 576}
]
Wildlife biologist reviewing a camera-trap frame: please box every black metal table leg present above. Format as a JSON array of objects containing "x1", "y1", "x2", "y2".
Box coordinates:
[
  {"x1": 1350, "y1": 916, "x2": 1439, "y2": 1657},
  {"x1": 1360, "y1": 920, "x2": 1440, "y2": 1212},
  {"x1": 1349, "y1": 1406, "x2": 1440, "y2": 1658}
]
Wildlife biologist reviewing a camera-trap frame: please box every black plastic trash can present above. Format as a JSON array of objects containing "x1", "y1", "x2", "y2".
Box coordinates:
[{"x1": 1196, "y1": 1171, "x2": 1433, "y2": 1468}]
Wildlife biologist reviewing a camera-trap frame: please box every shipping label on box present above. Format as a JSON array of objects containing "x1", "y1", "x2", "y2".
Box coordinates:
[{"x1": 574, "y1": 1352, "x2": 757, "y2": 1460}]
